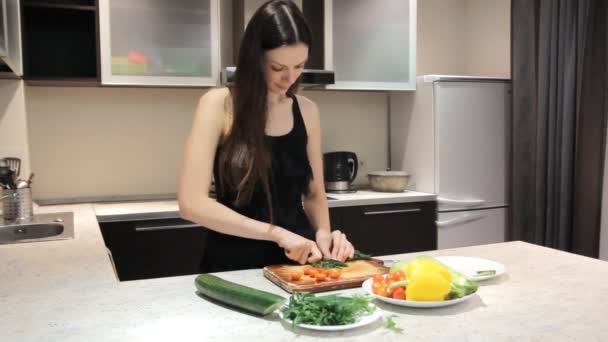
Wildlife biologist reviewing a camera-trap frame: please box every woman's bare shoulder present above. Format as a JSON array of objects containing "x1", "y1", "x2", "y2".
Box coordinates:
[{"x1": 294, "y1": 94, "x2": 320, "y2": 125}]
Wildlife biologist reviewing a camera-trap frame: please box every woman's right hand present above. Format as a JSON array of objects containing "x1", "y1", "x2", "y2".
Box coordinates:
[{"x1": 273, "y1": 227, "x2": 322, "y2": 264}]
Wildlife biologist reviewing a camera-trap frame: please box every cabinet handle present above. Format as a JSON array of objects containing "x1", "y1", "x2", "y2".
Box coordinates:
[
  {"x1": 436, "y1": 213, "x2": 484, "y2": 227},
  {"x1": 363, "y1": 208, "x2": 421, "y2": 216},
  {"x1": 437, "y1": 197, "x2": 485, "y2": 208},
  {"x1": 135, "y1": 223, "x2": 201, "y2": 232}
]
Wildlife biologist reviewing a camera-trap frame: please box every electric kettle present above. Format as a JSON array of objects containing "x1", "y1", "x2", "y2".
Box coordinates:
[{"x1": 323, "y1": 151, "x2": 358, "y2": 192}]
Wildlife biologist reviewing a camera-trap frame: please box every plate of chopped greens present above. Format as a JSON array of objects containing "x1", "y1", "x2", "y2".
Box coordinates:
[{"x1": 278, "y1": 292, "x2": 381, "y2": 331}]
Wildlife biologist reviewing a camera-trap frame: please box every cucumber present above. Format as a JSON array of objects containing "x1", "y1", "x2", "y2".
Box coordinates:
[{"x1": 195, "y1": 274, "x2": 286, "y2": 316}]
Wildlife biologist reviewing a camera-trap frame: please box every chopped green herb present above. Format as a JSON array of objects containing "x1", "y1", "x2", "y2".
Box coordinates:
[
  {"x1": 476, "y1": 270, "x2": 497, "y2": 276},
  {"x1": 384, "y1": 315, "x2": 403, "y2": 333},
  {"x1": 351, "y1": 250, "x2": 373, "y2": 260},
  {"x1": 312, "y1": 259, "x2": 348, "y2": 269},
  {"x1": 281, "y1": 293, "x2": 374, "y2": 327}
]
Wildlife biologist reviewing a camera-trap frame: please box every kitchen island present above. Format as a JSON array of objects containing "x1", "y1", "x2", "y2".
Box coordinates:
[{"x1": 2, "y1": 202, "x2": 608, "y2": 341}]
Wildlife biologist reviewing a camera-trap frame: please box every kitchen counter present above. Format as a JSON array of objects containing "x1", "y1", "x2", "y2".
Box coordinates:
[
  {"x1": 2, "y1": 201, "x2": 608, "y2": 341},
  {"x1": 93, "y1": 190, "x2": 436, "y2": 221}
]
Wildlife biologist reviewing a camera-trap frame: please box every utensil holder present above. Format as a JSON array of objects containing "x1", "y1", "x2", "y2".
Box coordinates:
[{"x1": 1, "y1": 188, "x2": 33, "y2": 222}]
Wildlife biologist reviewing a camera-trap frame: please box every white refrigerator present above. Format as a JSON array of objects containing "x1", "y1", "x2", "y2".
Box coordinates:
[{"x1": 390, "y1": 75, "x2": 511, "y2": 249}]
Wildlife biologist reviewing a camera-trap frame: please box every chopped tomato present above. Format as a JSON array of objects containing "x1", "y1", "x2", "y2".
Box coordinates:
[
  {"x1": 392, "y1": 287, "x2": 406, "y2": 300},
  {"x1": 290, "y1": 272, "x2": 303, "y2": 281},
  {"x1": 302, "y1": 266, "x2": 314, "y2": 275},
  {"x1": 390, "y1": 271, "x2": 405, "y2": 281},
  {"x1": 376, "y1": 286, "x2": 388, "y2": 297},
  {"x1": 315, "y1": 273, "x2": 327, "y2": 281},
  {"x1": 373, "y1": 274, "x2": 385, "y2": 283},
  {"x1": 316, "y1": 268, "x2": 329, "y2": 275},
  {"x1": 328, "y1": 269, "x2": 341, "y2": 279}
]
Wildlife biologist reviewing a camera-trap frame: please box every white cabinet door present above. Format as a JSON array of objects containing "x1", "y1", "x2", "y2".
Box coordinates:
[
  {"x1": 324, "y1": 0, "x2": 416, "y2": 90},
  {"x1": 99, "y1": 0, "x2": 220, "y2": 86},
  {"x1": 437, "y1": 207, "x2": 506, "y2": 249}
]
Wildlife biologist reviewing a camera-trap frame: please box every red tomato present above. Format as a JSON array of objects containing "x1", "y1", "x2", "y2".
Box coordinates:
[
  {"x1": 328, "y1": 269, "x2": 341, "y2": 279},
  {"x1": 303, "y1": 266, "x2": 314, "y2": 275},
  {"x1": 290, "y1": 272, "x2": 303, "y2": 281},
  {"x1": 392, "y1": 287, "x2": 406, "y2": 300},
  {"x1": 390, "y1": 271, "x2": 405, "y2": 281},
  {"x1": 315, "y1": 273, "x2": 327, "y2": 281},
  {"x1": 317, "y1": 268, "x2": 329, "y2": 275},
  {"x1": 373, "y1": 274, "x2": 385, "y2": 283},
  {"x1": 377, "y1": 286, "x2": 389, "y2": 297}
]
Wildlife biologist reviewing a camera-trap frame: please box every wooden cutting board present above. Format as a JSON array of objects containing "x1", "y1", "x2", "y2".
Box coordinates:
[{"x1": 263, "y1": 259, "x2": 388, "y2": 293}]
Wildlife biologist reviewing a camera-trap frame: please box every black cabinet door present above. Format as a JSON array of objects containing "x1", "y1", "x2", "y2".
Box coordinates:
[
  {"x1": 331, "y1": 201, "x2": 437, "y2": 256},
  {"x1": 99, "y1": 218, "x2": 208, "y2": 281}
]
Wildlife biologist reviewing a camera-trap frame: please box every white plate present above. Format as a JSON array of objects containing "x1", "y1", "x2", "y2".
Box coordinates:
[
  {"x1": 279, "y1": 304, "x2": 381, "y2": 331},
  {"x1": 361, "y1": 278, "x2": 476, "y2": 308},
  {"x1": 434, "y1": 256, "x2": 506, "y2": 281}
]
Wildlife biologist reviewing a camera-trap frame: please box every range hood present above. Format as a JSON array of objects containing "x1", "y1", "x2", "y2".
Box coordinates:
[{"x1": 221, "y1": 66, "x2": 334, "y2": 86}]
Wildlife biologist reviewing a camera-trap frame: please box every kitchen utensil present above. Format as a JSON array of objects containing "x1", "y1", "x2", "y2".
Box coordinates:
[
  {"x1": 26, "y1": 173, "x2": 34, "y2": 187},
  {"x1": 4, "y1": 157, "x2": 21, "y2": 177},
  {"x1": 263, "y1": 259, "x2": 388, "y2": 293},
  {"x1": 0, "y1": 161, "x2": 16, "y2": 189},
  {"x1": 323, "y1": 151, "x2": 358, "y2": 192},
  {"x1": 367, "y1": 169, "x2": 410, "y2": 192},
  {"x1": 362, "y1": 277, "x2": 477, "y2": 308},
  {"x1": 16, "y1": 179, "x2": 29, "y2": 189},
  {"x1": 1, "y1": 187, "x2": 33, "y2": 222}
]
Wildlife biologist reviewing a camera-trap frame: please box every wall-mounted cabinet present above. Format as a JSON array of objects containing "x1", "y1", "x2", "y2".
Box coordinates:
[
  {"x1": 21, "y1": 0, "x2": 98, "y2": 84},
  {"x1": 98, "y1": 0, "x2": 220, "y2": 87},
  {"x1": 1, "y1": 0, "x2": 23, "y2": 76},
  {"x1": 323, "y1": 0, "x2": 416, "y2": 90},
  {"x1": 1, "y1": 0, "x2": 7, "y2": 56}
]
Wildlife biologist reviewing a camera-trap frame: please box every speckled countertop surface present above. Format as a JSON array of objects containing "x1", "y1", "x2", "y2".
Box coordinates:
[{"x1": 2, "y1": 202, "x2": 608, "y2": 341}]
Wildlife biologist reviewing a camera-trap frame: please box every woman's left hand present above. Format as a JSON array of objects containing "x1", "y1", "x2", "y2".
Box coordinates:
[{"x1": 316, "y1": 229, "x2": 355, "y2": 262}]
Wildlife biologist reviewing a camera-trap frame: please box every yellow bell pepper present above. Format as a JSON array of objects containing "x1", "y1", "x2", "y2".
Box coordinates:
[{"x1": 388, "y1": 257, "x2": 452, "y2": 301}]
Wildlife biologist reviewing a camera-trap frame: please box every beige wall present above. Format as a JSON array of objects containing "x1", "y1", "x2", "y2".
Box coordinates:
[
  {"x1": 417, "y1": 0, "x2": 511, "y2": 77},
  {"x1": 0, "y1": 80, "x2": 30, "y2": 179},
  {"x1": 25, "y1": 87, "x2": 387, "y2": 201}
]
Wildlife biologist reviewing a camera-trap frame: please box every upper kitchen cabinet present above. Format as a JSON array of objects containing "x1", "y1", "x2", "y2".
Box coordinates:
[
  {"x1": 0, "y1": 0, "x2": 7, "y2": 56},
  {"x1": 21, "y1": 0, "x2": 98, "y2": 84},
  {"x1": 0, "y1": 0, "x2": 23, "y2": 77},
  {"x1": 98, "y1": 0, "x2": 220, "y2": 87},
  {"x1": 323, "y1": 0, "x2": 416, "y2": 90}
]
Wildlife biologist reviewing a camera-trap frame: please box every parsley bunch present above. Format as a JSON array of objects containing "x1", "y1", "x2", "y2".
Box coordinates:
[{"x1": 281, "y1": 293, "x2": 374, "y2": 326}]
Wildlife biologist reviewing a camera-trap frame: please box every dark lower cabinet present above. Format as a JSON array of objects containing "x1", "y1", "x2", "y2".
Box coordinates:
[
  {"x1": 99, "y1": 217, "x2": 208, "y2": 281},
  {"x1": 329, "y1": 201, "x2": 437, "y2": 256}
]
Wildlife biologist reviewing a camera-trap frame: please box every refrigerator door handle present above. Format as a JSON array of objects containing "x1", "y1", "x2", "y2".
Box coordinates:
[
  {"x1": 436, "y1": 213, "x2": 485, "y2": 227},
  {"x1": 437, "y1": 197, "x2": 486, "y2": 208}
]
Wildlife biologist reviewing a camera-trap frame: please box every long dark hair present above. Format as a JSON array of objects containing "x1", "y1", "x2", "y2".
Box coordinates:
[{"x1": 218, "y1": 0, "x2": 312, "y2": 219}]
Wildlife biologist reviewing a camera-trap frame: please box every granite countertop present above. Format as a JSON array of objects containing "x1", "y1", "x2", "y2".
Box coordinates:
[{"x1": 2, "y1": 199, "x2": 608, "y2": 341}]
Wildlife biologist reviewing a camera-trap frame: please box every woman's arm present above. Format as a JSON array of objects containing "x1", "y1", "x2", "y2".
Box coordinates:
[
  {"x1": 298, "y1": 95, "x2": 355, "y2": 262},
  {"x1": 178, "y1": 88, "x2": 321, "y2": 264}
]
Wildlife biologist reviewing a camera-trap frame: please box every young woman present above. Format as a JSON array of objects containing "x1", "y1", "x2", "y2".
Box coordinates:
[{"x1": 178, "y1": 0, "x2": 355, "y2": 272}]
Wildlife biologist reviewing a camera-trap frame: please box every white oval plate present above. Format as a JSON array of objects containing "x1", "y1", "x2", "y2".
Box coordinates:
[
  {"x1": 362, "y1": 278, "x2": 476, "y2": 308},
  {"x1": 434, "y1": 256, "x2": 506, "y2": 281},
  {"x1": 279, "y1": 304, "x2": 381, "y2": 331}
]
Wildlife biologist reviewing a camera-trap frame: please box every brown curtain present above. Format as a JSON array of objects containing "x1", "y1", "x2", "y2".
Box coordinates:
[{"x1": 511, "y1": 0, "x2": 608, "y2": 257}]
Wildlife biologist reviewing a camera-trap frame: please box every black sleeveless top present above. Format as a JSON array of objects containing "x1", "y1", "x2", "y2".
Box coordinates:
[{"x1": 200, "y1": 94, "x2": 315, "y2": 272}]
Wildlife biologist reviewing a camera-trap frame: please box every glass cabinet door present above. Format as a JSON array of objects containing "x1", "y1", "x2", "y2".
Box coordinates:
[
  {"x1": 324, "y1": 0, "x2": 416, "y2": 90},
  {"x1": 99, "y1": 0, "x2": 219, "y2": 86},
  {"x1": 0, "y1": 0, "x2": 7, "y2": 56}
]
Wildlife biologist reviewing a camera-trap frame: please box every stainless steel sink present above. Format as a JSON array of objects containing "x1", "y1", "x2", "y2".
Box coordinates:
[{"x1": 0, "y1": 212, "x2": 74, "y2": 244}]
